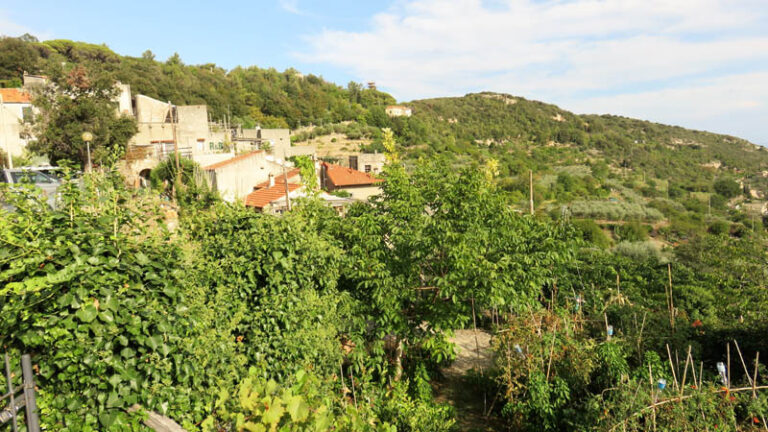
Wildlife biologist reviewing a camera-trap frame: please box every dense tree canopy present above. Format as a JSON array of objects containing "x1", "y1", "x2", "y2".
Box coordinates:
[{"x1": 29, "y1": 65, "x2": 137, "y2": 167}]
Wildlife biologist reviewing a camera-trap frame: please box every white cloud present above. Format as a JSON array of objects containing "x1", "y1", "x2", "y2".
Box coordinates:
[
  {"x1": 298, "y1": 0, "x2": 768, "y2": 142},
  {"x1": 279, "y1": 0, "x2": 304, "y2": 15}
]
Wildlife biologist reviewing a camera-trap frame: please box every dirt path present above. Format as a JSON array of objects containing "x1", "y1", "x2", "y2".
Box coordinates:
[{"x1": 432, "y1": 329, "x2": 506, "y2": 431}]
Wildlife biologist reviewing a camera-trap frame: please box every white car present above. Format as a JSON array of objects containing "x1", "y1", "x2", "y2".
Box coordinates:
[{"x1": 1, "y1": 168, "x2": 62, "y2": 208}]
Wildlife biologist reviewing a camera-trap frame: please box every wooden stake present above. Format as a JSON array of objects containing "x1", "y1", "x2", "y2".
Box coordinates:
[
  {"x1": 637, "y1": 312, "x2": 647, "y2": 359},
  {"x1": 734, "y1": 340, "x2": 754, "y2": 386},
  {"x1": 649, "y1": 363, "x2": 657, "y2": 432},
  {"x1": 680, "y1": 346, "x2": 691, "y2": 397},
  {"x1": 752, "y1": 352, "x2": 760, "y2": 399},
  {"x1": 666, "y1": 344, "x2": 680, "y2": 391},
  {"x1": 667, "y1": 263, "x2": 675, "y2": 330},
  {"x1": 348, "y1": 367, "x2": 357, "y2": 409},
  {"x1": 529, "y1": 170, "x2": 534, "y2": 215},
  {"x1": 339, "y1": 363, "x2": 348, "y2": 405},
  {"x1": 727, "y1": 343, "x2": 731, "y2": 391},
  {"x1": 546, "y1": 322, "x2": 558, "y2": 381},
  {"x1": 689, "y1": 350, "x2": 698, "y2": 392}
]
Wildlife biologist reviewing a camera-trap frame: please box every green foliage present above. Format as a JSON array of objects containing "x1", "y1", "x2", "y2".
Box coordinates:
[
  {"x1": 569, "y1": 200, "x2": 664, "y2": 221},
  {"x1": 334, "y1": 158, "x2": 578, "y2": 378},
  {"x1": 714, "y1": 177, "x2": 741, "y2": 198},
  {"x1": 0, "y1": 169, "x2": 215, "y2": 429},
  {"x1": 292, "y1": 155, "x2": 318, "y2": 190},
  {"x1": 29, "y1": 65, "x2": 137, "y2": 168},
  {"x1": 203, "y1": 369, "x2": 339, "y2": 432},
  {"x1": 611, "y1": 241, "x2": 667, "y2": 263},
  {"x1": 572, "y1": 219, "x2": 611, "y2": 248},
  {"x1": 613, "y1": 221, "x2": 650, "y2": 242},
  {"x1": 150, "y1": 156, "x2": 218, "y2": 207},
  {"x1": 0, "y1": 37, "x2": 395, "y2": 131}
]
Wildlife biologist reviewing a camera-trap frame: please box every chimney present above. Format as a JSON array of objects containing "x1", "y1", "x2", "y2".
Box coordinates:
[{"x1": 268, "y1": 174, "x2": 275, "y2": 187}]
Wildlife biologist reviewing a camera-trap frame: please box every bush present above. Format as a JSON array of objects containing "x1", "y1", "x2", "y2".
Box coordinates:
[
  {"x1": 613, "y1": 221, "x2": 650, "y2": 242},
  {"x1": 714, "y1": 178, "x2": 740, "y2": 198},
  {"x1": 569, "y1": 200, "x2": 663, "y2": 221},
  {"x1": 708, "y1": 220, "x2": 730, "y2": 235},
  {"x1": 611, "y1": 241, "x2": 666, "y2": 263},
  {"x1": 572, "y1": 219, "x2": 611, "y2": 248}
]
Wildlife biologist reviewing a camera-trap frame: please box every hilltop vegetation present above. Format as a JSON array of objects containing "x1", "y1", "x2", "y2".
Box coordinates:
[{"x1": 0, "y1": 37, "x2": 394, "y2": 128}]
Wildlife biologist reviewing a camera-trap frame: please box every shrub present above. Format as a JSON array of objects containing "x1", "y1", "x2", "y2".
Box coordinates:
[
  {"x1": 611, "y1": 241, "x2": 666, "y2": 263},
  {"x1": 613, "y1": 221, "x2": 649, "y2": 242},
  {"x1": 714, "y1": 178, "x2": 740, "y2": 198},
  {"x1": 572, "y1": 219, "x2": 611, "y2": 248},
  {"x1": 569, "y1": 200, "x2": 663, "y2": 221},
  {"x1": 708, "y1": 220, "x2": 730, "y2": 235}
]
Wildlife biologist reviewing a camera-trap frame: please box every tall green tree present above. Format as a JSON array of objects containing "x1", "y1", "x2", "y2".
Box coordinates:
[
  {"x1": 30, "y1": 65, "x2": 136, "y2": 167},
  {"x1": 334, "y1": 154, "x2": 577, "y2": 377}
]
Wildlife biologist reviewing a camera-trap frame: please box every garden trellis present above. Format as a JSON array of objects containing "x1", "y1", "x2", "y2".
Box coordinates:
[{"x1": 1, "y1": 353, "x2": 40, "y2": 432}]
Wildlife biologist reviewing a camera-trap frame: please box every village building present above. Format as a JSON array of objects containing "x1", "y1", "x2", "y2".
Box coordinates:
[
  {"x1": 244, "y1": 183, "x2": 303, "y2": 214},
  {"x1": 348, "y1": 152, "x2": 386, "y2": 174},
  {"x1": 385, "y1": 105, "x2": 412, "y2": 117},
  {"x1": 121, "y1": 87, "x2": 231, "y2": 184},
  {"x1": 203, "y1": 150, "x2": 300, "y2": 202},
  {"x1": 0, "y1": 88, "x2": 34, "y2": 161},
  {"x1": 232, "y1": 127, "x2": 316, "y2": 158},
  {"x1": 320, "y1": 162, "x2": 383, "y2": 201},
  {"x1": 245, "y1": 180, "x2": 354, "y2": 215}
]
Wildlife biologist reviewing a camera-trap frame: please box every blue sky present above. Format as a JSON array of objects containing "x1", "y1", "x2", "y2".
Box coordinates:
[{"x1": 2, "y1": 0, "x2": 767, "y2": 145}]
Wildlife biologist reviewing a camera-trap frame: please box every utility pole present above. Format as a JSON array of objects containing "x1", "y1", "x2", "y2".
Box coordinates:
[
  {"x1": 529, "y1": 169, "x2": 534, "y2": 215},
  {"x1": 168, "y1": 101, "x2": 181, "y2": 187},
  {"x1": 283, "y1": 151, "x2": 292, "y2": 212},
  {"x1": 0, "y1": 94, "x2": 12, "y2": 169}
]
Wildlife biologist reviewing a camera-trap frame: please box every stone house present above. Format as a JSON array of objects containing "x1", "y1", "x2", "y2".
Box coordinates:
[
  {"x1": 232, "y1": 127, "x2": 315, "y2": 158},
  {"x1": 122, "y1": 89, "x2": 231, "y2": 184},
  {"x1": 320, "y1": 162, "x2": 383, "y2": 201},
  {"x1": 385, "y1": 105, "x2": 412, "y2": 117},
  {"x1": 203, "y1": 151, "x2": 300, "y2": 202},
  {"x1": 245, "y1": 178, "x2": 354, "y2": 215},
  {"x1": 0, "y1": 88, "x2": 34, "y2": 161},
  {"x1": 348, "y1": 152, "x2": 386, "y2": 174}
]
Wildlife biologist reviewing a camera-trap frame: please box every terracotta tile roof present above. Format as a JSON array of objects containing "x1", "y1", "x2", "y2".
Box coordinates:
[
  {"x1": 323, "y1": 162, "x2": 383, "y2": 187},
  {"x1": 203, "y1": 150, "x2": 263, "y2": 171},
  {"x1": 244, "y1": 183, "x2": 302, "y2": 208},
  {"x1": 254, "y1": 168, "x2": 301, "y2": 189},
  {"x1": 0, "y1": 88, "x2": 31, "y2": 104}
]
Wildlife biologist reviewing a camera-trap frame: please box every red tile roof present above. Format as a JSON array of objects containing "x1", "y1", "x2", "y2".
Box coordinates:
[
  {"x1": 323, "y1": 162, "x2": 383, "y2": 187},
  {"x1": 203, "y1": 151, "x2": 263, "y2": 171},
  {"x1": 244, "y1": 183, "x2": 302, "y2": 208},
  {"x1": 0, "y1": 88, "x2": 31, "y2": 104},
  {"x1": 255, "y1": 168, "x2": 301, "y2": 189}
]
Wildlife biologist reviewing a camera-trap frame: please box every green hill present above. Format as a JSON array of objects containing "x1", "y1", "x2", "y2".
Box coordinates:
[
  {"x1": 0, "y1": 37, "x2": 394, "y2": 129},
  {"x1": 2, "y1": 36, "x2": 766, "y2": 243},
  {"x1": 399, "y1": 92, "x2": 768, "y2": 185}
]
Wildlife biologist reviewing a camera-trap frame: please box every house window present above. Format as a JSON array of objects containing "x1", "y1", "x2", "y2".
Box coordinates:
[
  {"x1": 364, "y1": 165, "x2": 371, "y2": 173},
  {"x1": 22, "y1": 107, "x2": 33, "y2": 123}
]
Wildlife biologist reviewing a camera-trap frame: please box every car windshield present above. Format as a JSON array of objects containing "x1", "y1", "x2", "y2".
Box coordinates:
[{"x1": 10, "y1": 171, "x2": 57, "y2": 184}]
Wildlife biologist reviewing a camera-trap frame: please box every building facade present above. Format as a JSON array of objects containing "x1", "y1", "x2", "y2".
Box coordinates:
[
  {"x1": 0, "y1": 88, "x2": 34, "y2": 162},
  {"x1": 385, "y1": 105, "x2": 412, "y2": 117}
]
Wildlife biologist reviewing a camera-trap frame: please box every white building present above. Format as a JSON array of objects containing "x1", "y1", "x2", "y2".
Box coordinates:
[
  {"x1": 385, "y1": 105, "x2": 412, "y2": 117},
  {"x1": 0, "y1": 88, "x2": 34, "y2": 161}
]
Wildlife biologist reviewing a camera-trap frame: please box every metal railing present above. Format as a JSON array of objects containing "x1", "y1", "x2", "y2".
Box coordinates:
[{"x1": 1, "y1": 353, "x2": 40, "y2": 431}]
